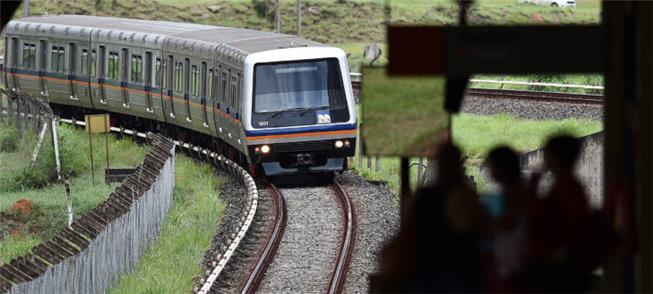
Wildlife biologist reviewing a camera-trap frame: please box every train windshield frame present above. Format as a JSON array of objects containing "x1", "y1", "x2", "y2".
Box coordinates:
[{"x1": 251, "y1": 58, "x2": 349, "y2": 129}]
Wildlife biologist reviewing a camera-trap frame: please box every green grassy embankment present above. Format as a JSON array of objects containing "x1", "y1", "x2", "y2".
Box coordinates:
[
  {"x1": 0, "y1": 122, "x2": 148, "y2": 263},
  {"x1": 109, "y1": 156, "x2": 224, "y2": 293},
  {"x1": 350, "y1": 113, "x2": 603, "y2": 193},
  {"x1": 0, "y1": 121, "x2": 225, "y2": 292}
]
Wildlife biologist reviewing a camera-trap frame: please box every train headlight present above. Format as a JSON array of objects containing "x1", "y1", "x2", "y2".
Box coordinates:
[
  {"x1": 335, "y1": 140, "x2": 344, "y2": 148},
  {"x1": 260, "y1": 145, "x2": 271, "y2": 154},
  {"x1": 344, "y1": 140, "x2": 351, "y2": 147}
]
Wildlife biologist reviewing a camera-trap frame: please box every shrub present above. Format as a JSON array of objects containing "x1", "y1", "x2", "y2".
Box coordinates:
[{"x1": 0, "y1": 127, "x2": 18, "y2": 152}]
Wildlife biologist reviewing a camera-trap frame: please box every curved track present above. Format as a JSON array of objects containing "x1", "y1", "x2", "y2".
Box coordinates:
[
  {"x1": 247, "y1": 180, "x2": 356, "y2": 293},
  {"x1": 328, "y1": 180, "x2": 356, "y2": 294},
  {"x1": 240, "y1": 183, "x2": 286, "y2": 294}
]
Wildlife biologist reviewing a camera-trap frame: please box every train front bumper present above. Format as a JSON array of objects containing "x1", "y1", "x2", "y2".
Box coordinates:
[{"x1": 248, "y1": 139, "x2": 356, "y2": 176}]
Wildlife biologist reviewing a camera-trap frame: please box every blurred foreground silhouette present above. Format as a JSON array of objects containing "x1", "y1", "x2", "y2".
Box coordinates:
[{"x1": 371, "y1": 135, "x2": 618, "y2": 293}]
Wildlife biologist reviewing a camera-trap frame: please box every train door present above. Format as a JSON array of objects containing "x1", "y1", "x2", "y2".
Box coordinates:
[
  {"x1": 98, "y1": 45, "x2": 107, "y2": 104},
  {"x1": 165, "y1": 55, "x2": 175, "y2": 118},
  {"x1": 145, "y1": 51, "x2": 153, "y2": 112},
  {"x1": 201, "y1": 62, "x2": 209, "y2": 127},
  {"x1": 8, "y1": 37, "x2": 19, "y2": 90},
  {"x1": 121, "y1": 48, "x2": 129, "y2": 107},
  {"x1": 38, "y1": 40, "x2": 48, "y2": 98},
  {"x1": 184, "y1": 58, "x2": 191, "y2": 121},
  {"x1": 68, "y1": 42, "x2": 78, "y2": 100}
]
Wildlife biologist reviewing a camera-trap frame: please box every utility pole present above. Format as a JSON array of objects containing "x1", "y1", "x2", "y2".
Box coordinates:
[
  {"x1": 275, "y1": 0, "x2": 281, "y2": 33},
  {"x1": 23, "y1": 0, "x2": 30, "y2": 17},
  {"x1": 296, "y1": 0, "x2": 302, "y2": 36}
]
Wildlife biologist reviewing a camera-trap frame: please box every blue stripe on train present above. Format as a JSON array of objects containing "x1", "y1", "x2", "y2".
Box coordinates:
[{"x1": 245, "y1": 123, "x2": 356, "y2": 137}]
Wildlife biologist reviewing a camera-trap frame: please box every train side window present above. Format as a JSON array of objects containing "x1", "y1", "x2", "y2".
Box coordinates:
[
  {"x1": 191, "y1": 64, "x2": 199, "y2": 96},
  {"x1": 174, "y1": 61, "x2": 183, "y2": 93},
  {"x1": 22, "y1": 42, "x2": 35, "y2": 70},
  {"x1": 108, "y1": 51, "x2": 119, "y2": 80},
  {"x1": 81, "y1": 49, "x2": 88, "y2": 75},
  {"x1": 155, "y1": 57, "x2": 161, "y2": 87},
  {"x1": 131, "y1": 54, "x2": 142, "y2": 83},
  {"x1": 50, "y1": 45, "x2": 65, "y2": 73},
  {"x1": 90, "y1": 49, "x2": 97, "y2": 78}
]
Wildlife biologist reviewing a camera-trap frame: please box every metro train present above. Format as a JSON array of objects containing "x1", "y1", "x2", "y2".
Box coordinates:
[{"x1": 0, "y1": 15, "x2": 357, "y2": 176}]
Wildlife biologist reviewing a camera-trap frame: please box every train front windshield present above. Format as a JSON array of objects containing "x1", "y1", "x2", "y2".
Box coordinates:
[{"x1": 252, "y1": 58, "x2": 349, "y2": 128}]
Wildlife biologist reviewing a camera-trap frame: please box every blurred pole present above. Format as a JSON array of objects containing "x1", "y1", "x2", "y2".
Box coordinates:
[
  {"x1": 275, "y1": 0, "x2": 281, "y2": 33},
  {"x1": 65, "y1": 180, "x2": 73, "y2": 229},
  {"x1": 296, "y1": 0, "x2": 301, "y2": 36},
  {"x1": 23, "y1": 0, "x2": 29, "y2": 17}
]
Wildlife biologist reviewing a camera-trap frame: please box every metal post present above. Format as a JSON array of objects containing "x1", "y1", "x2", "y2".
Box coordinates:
[
  {"x1": 296, "y1": 0, "x2": 301, "y2": 36},
  {"x1": 65, "y1": 180, "x2": 73, "y2": 229},
  {"x1": 88, "y1": 128, "x2": 95, "y2": 184},
  {"x1": 30, "y1": 121, "x2": 48, "y2": 167},
  {"x1": 374, "y1": 156, "x2": 380, "y2": 172},
  {"x1": 51, "y1": 117, "x2": 62, "y2": 181},
  {"x1": 400, "y1": 157, "x2": 410, "y2": 227},
  {"x1": 367, "y1": 155, "x2": 372, "y2": 170},
  {"x1": 104, "y1": 114, "x2": 109, "y2": 170},
  {"x1": 275, "y1": 0, "x2": 281, "y2": 33},
  {"x1": 418, "y1": 157, "x2": 424, "y2": 185},
  {"x1": 22, "y1": 0, "x2": 29, "y2": 17}
]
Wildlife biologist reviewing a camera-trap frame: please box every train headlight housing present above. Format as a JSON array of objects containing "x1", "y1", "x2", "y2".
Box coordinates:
[
  {"x1": 260, "y1": 144, "x2": 271, "y2": 154},
  {"x1": 335, "y1": 140, "x2": 344, "y2": 148}
]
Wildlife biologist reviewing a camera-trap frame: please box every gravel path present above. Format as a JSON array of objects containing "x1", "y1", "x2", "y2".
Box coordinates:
[
  {"x1": 462, "y1": 95, "x2": 604, "y2": 120},
  {"x1": 336, "y1": 172, "x2": 400, "y2": 294},
  {"x1": 257, "y1": 185, "x2": 343, "y2": 293}
]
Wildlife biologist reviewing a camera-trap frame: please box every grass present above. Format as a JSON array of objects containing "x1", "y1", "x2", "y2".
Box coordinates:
[
  {"x1": 108, "y1": 156, "x2": 224, "y2": 293},
  {"x1": 361, "y1": 67, "x2": 448, "y2": 156},
  {"x1": 350, "y1": 113, "x2": 603, "y2": 193},
  {"x1": 0, "y1": 122, "x2": 148, "y2": 264}
]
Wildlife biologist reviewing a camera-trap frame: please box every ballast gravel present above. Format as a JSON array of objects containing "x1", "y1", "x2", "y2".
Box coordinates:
[
  {"x1": 336, "y1": 172, "x2": 400, "y2": 294},
  {"x1": 462, "y1": 95, "x2": 604, "y2": 121},
  {"x1": 257, "y1": 184, "x2": 344, "y2": 292},
  {"x1": 208, "y1": 188, "x2": 274, "y2": 293}
]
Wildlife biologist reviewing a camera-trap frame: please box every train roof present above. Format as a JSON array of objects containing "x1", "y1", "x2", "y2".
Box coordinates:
[{"x1": 3, "y1": 15, "x2": 323, "y2": 54}]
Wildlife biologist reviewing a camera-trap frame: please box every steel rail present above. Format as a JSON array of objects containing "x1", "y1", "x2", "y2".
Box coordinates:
[
  {"x1": 240, "y1": 183, "x2": 287, "y2": 294},
  {"x1": 327, "y1": 180, "x2": 356, "y2": 294},
  {"x1": 466, "y1": 88, "x2": 604, "y2": 105}
]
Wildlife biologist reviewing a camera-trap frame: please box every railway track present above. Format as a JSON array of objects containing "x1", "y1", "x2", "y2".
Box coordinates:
[
  {"x1": 351, "y1": 81, "x2": 604, "y2": 105},
  {"x1": 466, "y1": 88, "x2": 604, "y2": 105},
  {"x1": 246, "y1": 181, "x2": 356, "y2": 293}
]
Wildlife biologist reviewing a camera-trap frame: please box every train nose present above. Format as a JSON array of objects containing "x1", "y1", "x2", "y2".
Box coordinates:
[{"x1": 297, "y1": 153, "x2": 313, "y2": 166}]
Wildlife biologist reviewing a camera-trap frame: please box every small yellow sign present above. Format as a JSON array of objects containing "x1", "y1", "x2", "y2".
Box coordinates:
[{"x1": 85, "y1": 114, "x2": 110, "y2": 134}]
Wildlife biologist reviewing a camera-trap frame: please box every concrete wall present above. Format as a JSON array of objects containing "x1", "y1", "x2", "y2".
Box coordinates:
[
  {"x1": 0, "y1": 134, "x2": 176, "y2": 293},
  {"x1": 519, "y1": 132, "x2": 604, "y2": 208}
]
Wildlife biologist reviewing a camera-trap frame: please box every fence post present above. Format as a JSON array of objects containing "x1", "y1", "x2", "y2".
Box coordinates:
[
  {"x1": 418, "y1": 157, "x2": 424, "y2": 185},
  {"x1": 51, "y1": 117, "x2": 62, "y2": 181},
  {"x1": 375, "y1": 156, "x2": 381, "y2": 172},
  {"x1": 367, "y1": 155, "x2": 372, "y2": 170}
]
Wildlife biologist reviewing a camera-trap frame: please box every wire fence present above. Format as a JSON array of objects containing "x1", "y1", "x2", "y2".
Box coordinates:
[{"x1": 0, "y1": 134, "x2": 176, "y2": 293}]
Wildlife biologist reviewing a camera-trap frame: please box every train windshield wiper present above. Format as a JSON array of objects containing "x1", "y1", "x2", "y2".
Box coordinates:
[
  {"x1": 269, "y1": 107, "x2": 306, "y2": 118},
  {"x1": 299, "y1": 106, "x2": 329, "y2": 116},
  {"x1": 299, "y1": 105, "x2": 349, "y2": 116}
]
